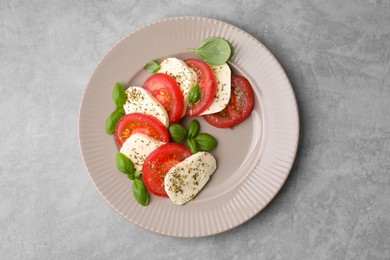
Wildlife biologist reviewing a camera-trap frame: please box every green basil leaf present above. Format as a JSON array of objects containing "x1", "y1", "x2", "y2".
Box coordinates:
[
  {"x1": 187, "y1": 138, "x2": 198, "y2": 154},
  {"x1": 168, "y1": 124, "x2": 187, "y2": 142},
  {"x1": 115, "y1": 152, "x2": 134, "y2": 178},
  {"x1": 112, "y1": 82, "x2": 127, "y2": 107},
  {"x1": 105, "y1": 108, "x2": 123, "y2": 134},
  {"x1": 143, "y1": 60, "x2": 160, "y2": 73},
  {"x1": 188, "y1": 37, "x2": 231, "y2": 65},
  {"x1": 134, "y1": 170, "x2": 141, "y2": 179},
  {"x1": 188, "y1": 85, "x2": 201, "y2": 104},
  {"x1": 194, "y1": 133, "x2": 217, "y2": 151},
  {"x1": 187, "y1": 119, "x2": 200, "y2": 139},
  {"x1": 132, "y1": 179, "x2": 149, "y2": 206}
]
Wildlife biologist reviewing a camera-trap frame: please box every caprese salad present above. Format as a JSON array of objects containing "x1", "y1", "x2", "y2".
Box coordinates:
[{"x1": 105, "y1": 37, "x2": 254, "y2": 206}]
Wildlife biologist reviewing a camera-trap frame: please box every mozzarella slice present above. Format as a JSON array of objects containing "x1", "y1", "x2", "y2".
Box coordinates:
[
  {"x1": 200, "y1": 63, "x2": 231, "y2": 115},
  {"x1": 164, "y1": 152, "x2": 217, "y2": 205},
  {"x1": 123, "y1": 86, "x2": 169, "y2": 127},
  {"x1": 158, "y1": 58, "x2": 197, "y2": 115},
  {"x1": 120, "y1": 133, "x2": 164, "y2": 172}
]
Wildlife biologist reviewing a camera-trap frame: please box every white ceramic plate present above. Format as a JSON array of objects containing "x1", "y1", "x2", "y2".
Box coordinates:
[{"x1": 79, "y1": 16, "x2": 299, "y2": 237}]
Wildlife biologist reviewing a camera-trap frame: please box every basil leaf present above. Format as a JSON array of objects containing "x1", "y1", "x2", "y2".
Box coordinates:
[
  {"x1": 105, "y1": 108, "x2": 123, "y2": 134},
  {"x1": 187, "y1": 119, "x2": 200, "y2": 139},
  {"x1": 194, "y1": 133, "x2": 217, "y2": 151},
  {"x1": 168, "y1": 124, "x2": 187, "y2": 142},
  {"x1": 134, "y1": 170, "x2": 141, "y2": 179},
  {"x1": 112, "y1": 82, "x2": 127, "y2": 107},
  {"x1": 188, "y1": 37, "x2": 231, "y2": 65},
  {"x1": 144, "y1": 60, "x2": 160, "y2": 73},
  {"x1": 132, "y1": 179, "x2": 149, "y2": 206},
  {"x1": 115, "y1": 152, "x2": 134, "y2": 178},
  {"x1": 187, "y1": 138, "x2": 198, "y2": 154},
  {"x1": 188, "y1": 85, "x2": 201, "y2": 103}
]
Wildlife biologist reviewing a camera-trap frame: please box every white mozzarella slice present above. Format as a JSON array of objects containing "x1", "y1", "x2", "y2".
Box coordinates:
[
  {"x1": 123, "y1": 86, "x2": 169, "y2": 127},
  {"x1": 200, "y1": 63, "x2": 231, "y2": 115},
  {"x1": 120, "y1": 133, "x2": 164, "y2": 172},
  {"x1": 158, "y1": 58, "x2": 197, "y2": 115},
  {"x1": 164, "y1": 152, "x2": 217, "y2": 205}
]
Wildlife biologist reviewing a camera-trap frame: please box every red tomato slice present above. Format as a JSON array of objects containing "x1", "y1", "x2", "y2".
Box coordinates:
[
  {"x1": 142, "y1": 143, "x2": 192, "y2": 197},
  {"x1": 184, "y1": 59, "x2": 217, "y2": 116},
  {"x1": 142, "y1": 73, "x2": 185, "y2": 124},
  {"x1": 114, "y1": 113, "x2": 169, "y2": 146},
  {"x1": 203, "y1": 75, "x2": 254, "y2": 128}
]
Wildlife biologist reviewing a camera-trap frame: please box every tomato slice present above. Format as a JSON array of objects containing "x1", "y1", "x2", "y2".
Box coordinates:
[
  {"x1": 114, "y1": 113, "x2": 169, "y2": 146},
  {"x1": 203, "y1": 75, "x2": 254, "y2": 128},
  {"x1": 142, "y1": 143, "x2": 192, "y2": 197},
  {"x1": 142, "y1": 73, "x2": 184, "y2": 124},
  {"x1": 184, "y1": 59, "x2": 217, "y2": 116}
]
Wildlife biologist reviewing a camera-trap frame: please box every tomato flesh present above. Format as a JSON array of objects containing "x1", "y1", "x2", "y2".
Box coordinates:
[
  {"x1": 142, "y1": 73, "x2": 185, "y2": 124},
  {"x1": 184, "y1": 59, "x2": 216, "y2": 116},
  {"x1": 142, "y1": 143, "x2": 192, "y2": 197},
  {"x1": 203, "y1": 75, "x2": 254, "y2": 128},
  {"x1": 114, "y1": 113, "x2": 169, "y2": 146}
]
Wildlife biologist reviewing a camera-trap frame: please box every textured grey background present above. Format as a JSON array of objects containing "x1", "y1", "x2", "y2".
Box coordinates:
[{"x1": 1, "y1": 0, "x2": 389, "y2": 259}]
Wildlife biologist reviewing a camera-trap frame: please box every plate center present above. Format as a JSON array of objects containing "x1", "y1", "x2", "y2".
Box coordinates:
[{"x1": 128, "y1": 53, "x2": 263, "y2": 199}]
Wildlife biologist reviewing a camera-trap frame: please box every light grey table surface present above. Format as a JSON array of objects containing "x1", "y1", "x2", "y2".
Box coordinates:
[{"x1": 1, "y1": 0, "x2": 389, "y2": 259}]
